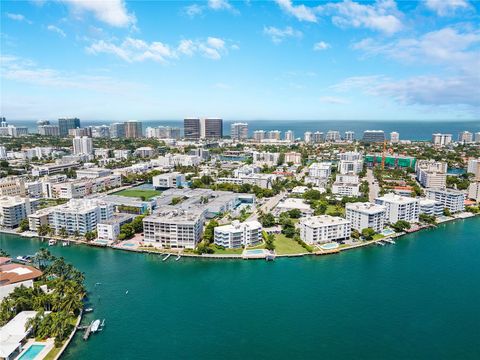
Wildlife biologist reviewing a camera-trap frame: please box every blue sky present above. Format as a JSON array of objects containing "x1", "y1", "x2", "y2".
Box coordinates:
[{"x1": 1, "y1": 0, "x2": 479, "y2": 121}]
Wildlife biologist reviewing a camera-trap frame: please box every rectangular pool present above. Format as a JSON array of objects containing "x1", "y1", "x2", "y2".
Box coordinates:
[{"x1": 18, "y1": 344, "x2": 46, "y2": 360}]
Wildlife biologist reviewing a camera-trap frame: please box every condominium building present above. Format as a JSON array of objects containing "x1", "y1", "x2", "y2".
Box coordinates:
[
  {"x1": 390, "y1": 131, "x2": 399, "y2": 143},
  {"x1": 299, "y1": 215, "x2": 351, "y2": 244},
  {"x1": 38, "y1": 125, "x2": 60, "y2": 136},
  {"x1": 124, "y1": 120, "x2": 142, "y2": 138},
  {"x1": 362, "y1": 130, "x2": 385, "y2": 143},
  {"x1": 231, "y1": 123, "x2": 248, "y2": 140},
  {"x1": 345, "y1": 202, "x2": 386, "y2": 233},
  {"x1": 458, "y1": 131, "x2": 473, "y2": 144},
  {"x1": 46, "y1": 199, "x2": 114, "y2": 235},
  {"x1": 468, "y1": 182, "x2": 480, "y2": 202},
  {"x1": 426, "y1": 188, "x2": 465, "y2": 213},
  {"x1": 252, "y1": 151, "x2": 280, "y2": 166},
  {"x1": 184, "y1": 118, "x2": 201, "y2": 139},
  {"x1": 344, "y1": 131, "x2": 355, "y2": 142},
  {"x1": 308, "y1": 162, "x2": 331, "y2": 178},
  {"x1": 304, "y1": 131, "x2": 312, "y2": 144},
  {"x1": 418, "y1": 198, "x2": 444, "y2": 217},
  {"x1": 338, "y1": 152, "x2": 363, "y2": 174},
  {"x1": 69, "y1": 127, "x2": 92, "y2": 137},
  {"x1": 97, "y1": 214, "x2": 134, "y2": 242},
  {"x1": 0, "y1": 196, "x2": 33, "y2": 228},
  {"x1": 467, "y1": 158, "x2": 480, "y2": 180},
  {"x1": 313, "y1": 131, "x2": 324, "y2": 143},
  {"x1": 475, "y1": 132, "x2": 480, "y2": 143},
  {"x1": 143, "y1": 208, "x2": 204, "y2": 249},
  {"x1": 214, "y1": 220, "x2": 262, "y2": 248},
  {"x1": 284, "y1": 152, "x2": 302, "y2": 165},
  {"x1": 326, "y1": 130, "x2": 341, "y2": 142},
  {"x1": 110, "y1": 122, "x2": 126, "y2": 138},
  {"x1": 50, "y1": 175, "x2": 121, "y2": 199},
  {"x1": 284, "y1": 130, "x2": 295, "y2": 142},
  {"x1": 72, "y1": 136, "x2": 93, "y2": 155},
  {"x1": 152, "y1": 172, "x2": 186, "y2": 189},
  {"x1": 58, "y1": 117, "x2": 80, "y2": 137},
  {"x1": 332, "y1": 174, "x2": 360, "y2": 196},
  {"x1": 416, "y1": 160, "x2": 447, "y2": 189},
  {"x1": 267, "y1": 130, "x2": 281, "y2": 140},
  {"x1": 375, "y1": 193, "x2": 419, "y2": 223},
  {"x1": 432, "y1": 133, "x2": 452, "y2": 146},
  {"x1": 0, "y1": 177, "x2": 26, "y2": 197},
  {"x1": 253, "y1": 130, "x2": 266, "y2": 142},
  {"x1": 200, "y1": 118, "x2": 223, "y2": 139}
]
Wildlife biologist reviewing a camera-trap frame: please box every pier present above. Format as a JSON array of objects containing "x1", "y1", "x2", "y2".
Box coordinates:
[
  {"x1": 162, "y1": 254, "x2": 171, "y2": 261},
  {"x1": 82, "y1": 321, "x2": 93, "y2": 341}
]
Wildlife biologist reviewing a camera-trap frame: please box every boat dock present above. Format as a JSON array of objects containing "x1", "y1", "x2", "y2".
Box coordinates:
[
  {"x1": 82, "y1": 321, "x2": 93, "y2": 341},
  {"x1": 162, "y1": 254, "x2": 171, "y2": 261}
]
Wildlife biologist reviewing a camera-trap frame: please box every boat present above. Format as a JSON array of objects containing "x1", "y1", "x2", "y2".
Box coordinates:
[
  {"x1": 62, "y1": 241, "x2": 69, "y2": 247},
  {"x1": 48, "y1": 239, "x2": 56, "y2": 246},
  {"x1": 16, "y1": 255, "x2": 32, "y2": 263},
  {"x1": 91, "y1": 319, "x2": 101, "y2": 333},
  {"x1": 84, "y1": 308, "x2": 94, "y2": 313}
]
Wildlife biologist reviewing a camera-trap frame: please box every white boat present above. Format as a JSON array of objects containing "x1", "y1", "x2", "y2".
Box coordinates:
[
  {"x1": 91, "y1": 319, "x2": 101, "y2": 333},
  {"x1": 84, "y1": 308, "x2": 93, "y2": 313},
  {"x1": 62, "y1": 241, "x2": 69, "y2": 246},
  {"x1": 48, "y1": 239, "x2": 56, "y2": 246}
]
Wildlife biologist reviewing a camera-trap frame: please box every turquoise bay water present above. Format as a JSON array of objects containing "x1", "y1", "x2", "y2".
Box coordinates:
[{"x1": 1, "y1": 217, "x2": 480, "y2": 359}]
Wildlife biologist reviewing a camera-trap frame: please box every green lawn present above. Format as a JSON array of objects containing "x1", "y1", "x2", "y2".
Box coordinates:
[
  {"x1": 113, "y1": 189, "x2": 161, "y2": 200},
  {"x1": 212, "y1": 247, "x2": 243, "y2": 255},
  {"x1": 274, "y1": 234, "x2": 307, "y2": 255},
  {"x1": 372, "y1": 233, "x2": 385, "y2": 240},
  {"x1": 326, "y1": 205, "x2": 345, "y2": 216}
]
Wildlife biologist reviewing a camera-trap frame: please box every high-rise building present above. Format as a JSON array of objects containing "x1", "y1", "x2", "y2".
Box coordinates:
[
  {"x1": 58, "y1": 117, "x2": 80, "y2": 137},
  {"x1": 284, "y1": 130, "x2": 294, "y2": 142},
  {"x1": 304, "y1": 131, "x2": 312, "y2": 144},
  {"x1": 326, "y1": 130, "x2": 341, "y2": 142},
  {"x1": 475, "y1": 132, "x2": 480, "y2": 143},
  {"x1": 313, "y1": 131, "x2": 324, "y2": 143},
  {"x1": 69, "y1": 127, "x2": 92, "y2": 137},
  {"x1": 91, "y1": 125, "x2": 110, "y2": 138},
  {"x1": 230, "y1": 122, "x2": 248, "y2": 140},
  {"x1": 416, "y1": 160, "x2": 447, "y2": 189},
  {"x1": 458, "y1": 131, "x2": 473, "y2": 144},
  {"x1": 267, "y1": 130, "x2": 281, "y2": 140},
  {"x1": 201, "y1": 118, "x2": 223, "y2": 139},
  {"x1": 38, "y1": 125, "x2": 59, "y2": 136},
  {"x1": 432, "y1": 133, "x2": 452, "y2": 146},
  {"x1": 390, "y1": 131, "x2": 399, "y2": 143},
  {"x1": 362, "y1": 130, "x2": 385, "y2": 143},
  {"x1": 467, "y1": 158, "x2": 480, "y2": 181},
  {"x1": 124, "y1": 120, "x2": 142, "y2": 138},
  {"x1": 72, "y1": 136, "x2": 93, "y2": 155},
  {"x1": 184, "y1": 118, "x2": 201, "y2": 139},
  {"x1": 253, "y1": 130, "x2": 266, "y2": 142},
  {"x1": 110, "y1": 122, "x2": 126, "y2": 138},
  {"x1": 146, "y1": 126, "x2": 181, "y2": 139},
  {"x1": 344, "y1": 131, "x2": 355, "y2": 142}
]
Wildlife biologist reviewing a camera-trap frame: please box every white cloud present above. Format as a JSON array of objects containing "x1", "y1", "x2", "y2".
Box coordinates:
[
  {"x1": 0, "y1": 55, "x2": 139, "y2": 93},
  {"x1": 275, "y1": 0, "x2": 317, "y2": 22},
  {"x1": 263, "y1": 26, "x2": 302, "y2": 43},
  {"x1": 6, "y1": 13, "x2": 32, "y2": 24},
  {"x1": 319, "y1": 96, "x2": 348, "y2": 104},
  {"x1": 313, "y1": 41, "x2": 331, "y2": 51},
  {"x1": 61, "y1": 0, "x2": 136, "y2": 27},
  {"x1": 318, "y1": 0, "x2": 403, "y2": 35},
  {"x1": 87, "y1": 36, "x2": 229, "y2": 62},
  {"x1": 184, "y1": 4, "x2": 203, "y2": 18},
  {"x1": 47, "y1": 25, "x2": 66, "y2": 38},
  {"x1": 424, "y1": 0, "x2": 472, "y2": 16},
  {"x1": 208, "y1": 0, "x2": 233, "y2": 11}
]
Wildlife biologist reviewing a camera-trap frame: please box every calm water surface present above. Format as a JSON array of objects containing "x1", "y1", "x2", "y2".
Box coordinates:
[{"x1": 1, "y1": 217, "x2": 479, "y2": 359}]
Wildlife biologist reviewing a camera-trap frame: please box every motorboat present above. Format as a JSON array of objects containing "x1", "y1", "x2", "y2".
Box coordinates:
[
  {"x1": 48, "y1": 239, "x2": 56, "y2": 246},
  {"x1": 91, "y1": 319, "x2": 101, "y2": 333}
]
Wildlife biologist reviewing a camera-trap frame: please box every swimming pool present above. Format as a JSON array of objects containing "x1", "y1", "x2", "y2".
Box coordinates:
[
  {"x1": 320, "y1": 243, "x2": 339, "y2": 250},
  {"x1": 123, "y1": 243, "x2": 135, "y2": 247},
  {"x1": 244, "y1": 249, "x2": 265, "y2": 255},
  {"x1": 18, "y1": 344, "x2": 46, "y2": 360},
  {"x1": 382, "y1": 229, "x2": 395, "y2": 236}
]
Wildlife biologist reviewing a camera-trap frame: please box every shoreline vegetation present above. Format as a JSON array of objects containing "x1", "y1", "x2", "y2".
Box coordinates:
[{"x1": 2, "y1": 212, "x2": 478, "y2": 260}]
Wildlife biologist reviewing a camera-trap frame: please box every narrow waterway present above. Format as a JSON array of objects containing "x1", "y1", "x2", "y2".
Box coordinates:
[{"x1": 1, "y1": 217, "x2": 479, "y2": 359}]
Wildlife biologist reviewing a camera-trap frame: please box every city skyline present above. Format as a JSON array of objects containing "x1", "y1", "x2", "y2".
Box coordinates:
[{"x1": 1, "y1": 0, "x2": 480, "y2": 121}]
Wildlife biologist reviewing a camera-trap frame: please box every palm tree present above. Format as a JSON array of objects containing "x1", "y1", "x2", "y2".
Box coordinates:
[
  {"x1": 34, "y1": 248, "x2": 52, "y2": 269},
  {"x1": 58, "y1": 228, "x2": 68, "y2": 238}
]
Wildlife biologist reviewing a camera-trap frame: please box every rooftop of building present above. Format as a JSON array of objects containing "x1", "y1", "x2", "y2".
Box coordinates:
[
  {"x1": 346, "y1": 202, "x2": 385, "y2": 214},
  {"x1": 215, "y1": 220, "x2": 261, "y2": 232},
  {"x1": 376, "y1": 193, "x2": 419, "y2": 204},
  {"x1": 300, "y1": 215, "x2": 350, "y2": 227},
  {"x1": 0, "y1": 262, "x2": 43, "y2": 286}
]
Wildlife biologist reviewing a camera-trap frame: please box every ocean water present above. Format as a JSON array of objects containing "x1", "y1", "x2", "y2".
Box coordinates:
[
  {"x1": 1, "y1": 216, "x2": 479, "y2": 359},
  {"x1": 9, "y1": 119, "x2": 480, "y2": 141}
]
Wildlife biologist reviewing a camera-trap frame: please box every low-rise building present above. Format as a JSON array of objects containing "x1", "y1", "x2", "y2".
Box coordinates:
[
  {"x1": 214, "y1": 220, "x2": 262, "y2": 248},
  {"x1": 0, "y1": 311, "x2": 43, "y2": 360},
  {"x1": 284, "y1": 152, "x2": 302, "y2": 165},
  {"x1": 252, "y1": 151, "x2": 280, "y2": 166},
  {"x1": 345, "y1": 202, "x2": 386, "y2": 232},
  {"x1": 338, "y1": 152, "x2": 363, "y2": 174},
  {"x1": 332, "y1": 174, "x2": 360, "y2": 196},
  {"x1": 274, "y1": 198, "x2": 313, "y2": 216},
  {"x1": 375, "y1": 193, "x2": 419, "y2": 223},
  {"x1": 0, "y1": 177, "x2": 26, "y2": 197},
  {"x1": 0, "y1": 197, "x2": 34, "y2": 228},
  {"x1": 76, "y1": 168, "x2": 112, "y2": 179},
  {"x1": 153, "y1": 172, "x2": 186, "y2": 189},
  {"x1": 97, "y1": 214, "x2": 135, "y2": 242},
  {"x1": 426, "y1": 188, "x2": 465, "y2": 213},
  {"x1": 416, "y1": 160, "x2": 447, "y2": 189},
  {"x1": 299, "y1": 215, "x2": 351, "y2": 244},
  {"x1": 418, "y1": 198, "x2": 444, "y2": 216},
  {"x1": 0, "y1": 260, "x2": 43, "y2": 302}
]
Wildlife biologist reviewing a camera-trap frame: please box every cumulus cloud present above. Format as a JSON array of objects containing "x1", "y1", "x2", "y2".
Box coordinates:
[
  {"x1": 47, "y1": 25, "x2": 66, "y2": 38},
  {"x1": 184, "y1": 4, "x2": 203, "y2": 18},
  {"x1": 208, "y1": 0, "x2": 233, "y2": 11},
  {"x1": 313, "y1": 41, "x2": 331, "y2": 51},
  {"x1": 86, "y1": 36, "x2": 229, "y2": 62},
  {"x1": 263, "y1": 26, "x2": 302, "y2": 43},
  {"x1": 183, "y1": 0, "x2": 238, "y2": 18},
  {"x1": 424, "y1": 0, "x2": 472, "y2": 16},
  {"x1": 275, "y1": 0, "x2": 317, "y2": 22},
  {"x1": 6, "y1": 13, "x2": 32, "y2": 24},
  {"x1": 61, "y1": 0, "x2": 136, "y2": 27}
]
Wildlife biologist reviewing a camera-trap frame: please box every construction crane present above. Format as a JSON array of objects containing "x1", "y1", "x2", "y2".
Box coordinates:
[{"x1": 381, "y1": 139, "x2": 387, "y2": 170}]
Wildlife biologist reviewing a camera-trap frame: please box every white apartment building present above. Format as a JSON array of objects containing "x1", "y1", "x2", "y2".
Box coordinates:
[
  {"x1": 253, "y1": 130, "x2": 266, "y2": 142},
  {"x1": 300, "y1": 215, "x2": 351, "y2": 244},
  {"x1": 416, "y1": 160, "x2": 447, "y2": 189},
  {"x1": 152, "y1": 172, "x2": 186, "y2": 189},
  {"x1": 134, "y1": 147, "x2": 155, "y2": 158},
  {"x1": 72, "y1": 136, "x2": 93, "y2": 155},
  {"x1": 0, "y1": 197, "x2": 33, "y2": 228},
  {"x1": 467, "y1": 158, "x2": 480, "y2": 180},
  {"x1": 46, "y1": 199, "x2": 114, "y2": 235},
  {"x1": 156, "y1": 154, "x2": 201, "y2": 167},
  {"x1": 76, "y1": 168, "x2": 112, "y2": 179},
  {"x1": 375, "y1": 193, "x2": 419, "y2": 223},
  {"x1": 304, "y1": 132, "x2": 312, "y2": 144},
  {"x1": 214, "y1": 220, "x2": 262, "y2": 248},
  {"x1": 284, "y1": 130, "x2": 295, "y2": 142},
  {"x1": 344, "y1": 131, "x2": 355, "y2": 142},
  {"x1": 418, "y1": 198, "x2": 444, "y2": 217},
  {"x1": 337, "y1": 152, "x2": 364, "y2": 174},
  {"x1": 468, "y1": 181, "x2": 480, "y2": 202},
  {"x1": 252, "y1": 151, "x2": 280, "y2": 166},
  {"x1": 332, "y1": 174, "x2": 360, "y2": 196},
  {"x1": 426, "y1": 188, "x2": 465, "y2": 213},
  {"x1": 97, "y1": 214, "x2": 134, "y2": 242},
  {"x1": 326, "y1": 130, "x2": 341, "y2": 142},
  {"x1": 231, "y1": 123, "x2": 248, "y2": 140},
  {"x1": 458, "y1": 131, "x2": 473, "y2": 143},
  {"x1": 346, "y1": 202, "x2": 386, "y2": 233},
  {"x1": 50, "y1": 175, "x2": 121, "y2": 199},
  {"x1": 308, "y1": 162, "x2": 332, "y2": 178},
  {"x1": 390, "y1": 131, "x2": 400, "y2": 143},
  {"x1": 113, "y1": 149, "x2": 131, "y2": 159},
  {"x1": 284, "y1": 152, "x2": 302, "y2": 165},
  {"x1": 143, "y1": 208, "x2": 204, "y2": 249},
  {"x1": 432, "y1": 133, "x2": 452, "y2": 146}
]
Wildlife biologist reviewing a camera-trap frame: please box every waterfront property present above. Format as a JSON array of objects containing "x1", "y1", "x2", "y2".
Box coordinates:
[
  {"x1": 375, "y1": 193, "x2": 419, "y2": 224},
  {"x1": 299, "y1": 215, "x2": 351, "y2": 244},
  {"x1": 214, "y1": 220, "x2": 262, "y2": 248},
  {"x1": 0, "y1": 311, "x2": 42, "y2": 360},
  {"x1": 0, "y1": 259, "x2": 43, "y2": 302},
  {"x1": 345, "y1": 202, "x2": 386, "y2": 233},
  {"x1": 426, "y1": 188, "x2": 466, "y2": 213}
]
